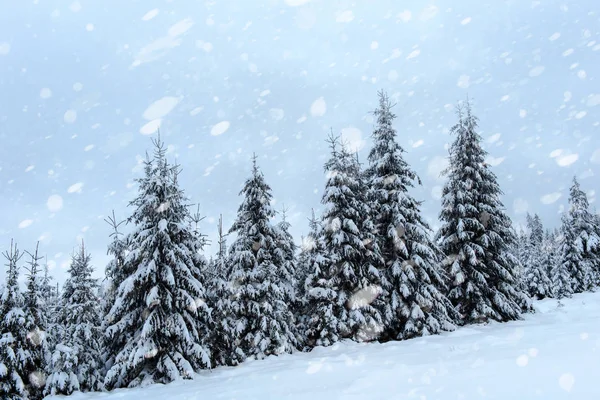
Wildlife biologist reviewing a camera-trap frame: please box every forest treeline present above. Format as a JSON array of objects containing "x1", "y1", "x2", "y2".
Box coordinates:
[{"x1": 1, "y1": 92, "x2": 599, "y2": 399}]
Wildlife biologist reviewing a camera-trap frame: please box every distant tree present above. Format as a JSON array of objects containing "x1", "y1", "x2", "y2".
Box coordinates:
[
  {"x1": 275, "y1": 206, "x2": 300, "y2": 316},
  {"x1": 184, "y1": 198, "x2": 213, "y2": 369},
  {"x1": 297, "y1": 210, "x2": 319, "y2": 297},
  {"x1": 22, "y1": 243, "x2": 50, "y2": 399},
  {"x1": 541, "y1": 230, "x2": 560, "y2": 298},
  {"x1": 436, "y1": 100, "x2": 530, "y2": 324},
  {"x1": 522, "y1": 214, "x2": 552, "y2": 299},
  {"x1": 593, "y1": 212, "x2": 600, "y2": 283},
  {"x1": 40, "y1": 257, "x2": 58, "y2": 317},
  {"x1": 553, "y1": 215, "x2": 578, "y2": 300},
  {"x1": 45, "y1": 242, "x2": 103, "y2": 396},
  {"x1": 511, "y1": 226, "x2": 529, "y2": 293},
  {"x1": 205, "y1": 216, "x2": 241, "y2": 366},
  {"x1": 226, "y1": 155, "x2": 299, "y2": 360},
  {"x1": 0, "y1": 241, "x2": 30, "y2": 400},
  {"x1": 101, "y1": 211, "x2": 128, "y2": 375},
  {"x1": 567, "y1": 177, "x2": 599, "y2": 291},
  {"x1": 304, "y1": 135, "x2": 385, "y2": 346},
  {"x1": 302, "y1": 208, "x2": 336, "y2": 348}
]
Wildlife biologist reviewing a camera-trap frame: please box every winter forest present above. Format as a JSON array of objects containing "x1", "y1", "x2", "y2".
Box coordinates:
[
  {"x1": 2, "y1": 90, "x2": 600, "y2": 399},
  {"x1": 2, "y1": 1, "x2": 600, "y2": 399}
]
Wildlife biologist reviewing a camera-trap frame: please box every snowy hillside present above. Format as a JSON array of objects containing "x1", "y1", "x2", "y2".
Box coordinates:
[{"x1": 47, "y1": 292, "x2": 600, "y2": 400}]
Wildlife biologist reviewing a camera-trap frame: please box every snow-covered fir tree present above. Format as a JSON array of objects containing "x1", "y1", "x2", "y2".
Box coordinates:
[
  {"x1": 101, "y1": 211, "x2": 129, "y2": 376},
  {"x1": 365, "y1": 91, "x2": 456, "y2": 340},
  {"x1": 304, "y1": 135, "x2": 385, "y2": 346},
  {"x1": 0, "y1": 241, "x2": 31, "y2": 400},
  {"x1": 345, "y1": 143, "x2": 388, "y2": 342},
  {"x1": 436, "y1": 101, "x2": 530, "y2": 324},
  {"x1": 40, "y1": 257, "x2": 60, "y2": 350},
  {"x1": 301, "y1": 208, "x2": 336, "y2": 348},
  {"x1": 183, "y1": 189, "x2": 213, "y2": 365},
  {"x1": 541, "y1": 230, "x2": 560, "y2": 298},
  {"x1": 205, "y1": 215, "x2": 242, "y2": 367},
  {"x1": 594, "y1": 212, "x2": 600, "y2": 279},
  {"x1": 514, "y1": 227, "x2": 528, "y2": 267},
  {"x1": 275, "y1": 207, "x2": 299, "y2": 314},
  {"x1": 522, "y1": 214, "x2": 552, "y2": 299},
  {"x1": 40, "y1": 258, "x2": 58, "y2": 317},
  {"x1": 296, "y1": 210, "x2": 320, "y2": 312},
  {"x1": 553, "y1": 214, "x2": 579, "y2": 299},
  {"x1": 513, "y1": 226, "x2": 530, "y2": 292},
  {"x1": 22, "y1": 243, "x2": 49, "y2": 399},
  {"x1": 226, "y1": 155, "x2": 299, "y2": 360},
  {"x1": 104, "y1": 137, "x2": 211, "y2": 389},
  {"x1": 567, "y1": 177, "x2": 599, "y2": 290},
  {"x1": 206, "y1": 256, "x2": 241, "y2": 366},
  {"x1": 46, "y1": 242, "x2": 103, "y2": 396}
]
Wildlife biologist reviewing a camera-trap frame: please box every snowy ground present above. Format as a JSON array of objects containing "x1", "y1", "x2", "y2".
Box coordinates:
[{"x1": 48, "y1": 292, "x2": 600, "y2": 400}]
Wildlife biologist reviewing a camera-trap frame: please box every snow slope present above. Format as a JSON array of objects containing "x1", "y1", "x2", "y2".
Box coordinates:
[{"x1": 47, "y1": 292, "x2": 600, "y2": 400}]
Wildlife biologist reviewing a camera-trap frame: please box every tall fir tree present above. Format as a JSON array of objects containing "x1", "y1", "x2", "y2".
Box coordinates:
[
  {"x1": 301, "y1": 208, "x2": 336, "y2": 348},
  {"x1": 296, "y1": 210, "x2": 321, "y2": 324},
  {"x1": 541, "y1": 230, "x2": 560, "y2": 298},
  {"x1": 104, "y1": 137, "x2": 211, "y2": 389},
  {"x1": 22, "y1": 243, "x2": 49, "y2": 399},
  {"x1": 183, "y1": 197, "x2": 213, "y2": 368},
  {"x1": 275, "y1": 206, "x2": 300, "y2": 314},
  {"x1": 553, "y1": 214, "x2": 578, "y2": 300},
  {"x1": 567, "y1": 177, "x2": 599, "y2": 290},
  {"x1": 522, "y1": 214, "x2": 552, "y2": 299},
  {"x1": 365, "y1": 91, "x2": 456, "y2": 340},
  {"x1": 436, "y1": 101, "x2": 530, "y2": 324},
  {"x1": 509, "y1": 226, "x2": 528, "y2": 292},
  {"x1": 40, "y1": 258, "x2": 58, "y2": 317},
  {"x1": 46, "y1": 242, "x2": 103, "y2": 396},
  {"x1": 40, "y1": 257, "x2": 60, "y2": 354},
  {"x1": 205, "y1": 216, "x2": 241, "y2": 367},
  {"x1": 226, "y1": 155, "x2": 299, "y2": 360},
  {"x1": 101, "y1": 211, "x2": 129, "y2": 375},
  {"x1": 0, "y1": 241, "x2": 31, "y2": 400},
  {"x1": 304, "y1": 135, "x2": 385, "y2": 346}
]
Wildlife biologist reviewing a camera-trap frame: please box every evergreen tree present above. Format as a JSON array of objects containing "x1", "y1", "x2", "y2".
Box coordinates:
[
  {"x1": 522, "y1": 214, "x2": 552, "y2": 299},
  {"x1": 104, "y1": 137, "x2": 211, "y2": 389},
  {"x1": 22, "y1": 243, "x2": 49, "y2": 399},
  {"x1": 202, "y1": 214, "x2": 244, "y2": 367},
  {"x1": 40, "y1": 257, "x2": 60, "y2": 351},
  {"x1": 567, "y1": 177, "x2": 599, "y2": 290},
  {"x1": 365, "y1": 91, "x2": 456, "y2": 340},
  {"x1": 302, "y1": 207, "x2": 336, "y2": 348},
  {"x1": 101, "y1": 211, "x2": 128, "y2": 375},
  {"x1": 298, "y1": 209, "x2": 331, "y2": 348},
  {"x1": 512, "y1": 226, "x2": 529, "y2": 292},
  {"x1": 304, "y1": 135, "x2": 385, "y2": 346},
  {"x1": 541, "y1": 230, "x2": 560, "y2": 298},
  {"x1": 226, "y1": 155, "x2": 299, "y2": 360},
  {"x1": 436, "y1": 101, "x2": 530, "y2": 325},
  {"x1": 46, "y1": 242, "x2": 103, "y2": 396},
  {"x1": 207, "y1": 259, "x2": 241, "y2": 366},
  {"x1": 594, "y1": 212, "x2": 600, "y2": 283},
  {"x1": 296, "y1": 210, "x2": 320, "y2": 320},
  {"x1": 553, "y1": 215, "x2": 578, "y2": 299},
  {"x1": 40, "y1": 258, "x2": 58, "y2": 314},
  {"x1": 184, "y1": 199, "x2": 213, "y2": 366},
  {"x1": 0, "y1": 241, "x2": 30, "y2": 400},
  {"x1": 275, "y1": 206, "x2": 299, "y2": 313},
  {"x1": 205, "y1": 216, "x2": 241, "y2": 367}
]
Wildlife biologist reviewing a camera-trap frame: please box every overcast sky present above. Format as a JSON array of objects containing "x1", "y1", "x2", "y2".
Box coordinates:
[{"x1": 1, "y1": 0, "x2": 599, "y2": 285}]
